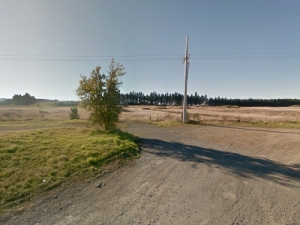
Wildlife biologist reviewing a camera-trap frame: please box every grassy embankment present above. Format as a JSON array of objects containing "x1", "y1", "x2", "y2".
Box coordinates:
[{"x1": 0, "y1": 120, "x2": 139, "y2": 213}]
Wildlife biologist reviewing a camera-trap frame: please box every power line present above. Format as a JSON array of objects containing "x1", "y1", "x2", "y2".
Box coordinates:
[
  {"x1": 190, "y1": 52, "x2": 300, "y2": 60},
  {"x1": 1, "y1": 52, "x2": 300, "y2": 62},
  {"x1": 0, "y1": 54, "x2": 182, "y2": 62}
]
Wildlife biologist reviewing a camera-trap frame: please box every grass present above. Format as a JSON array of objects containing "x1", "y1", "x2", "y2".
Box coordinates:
[
  {"x1": 148, "y1": 118, "x2": 300, "y2": 129},
  {"x1": 195, "y1": 120, "x2": 300, "y2": 129},
  {"x1": 233, "y1": 120, "x2": 300, "y2": 129},
  {"x1": 0, "y1": 125, "x2": 139, "y2": 213},
  {"x1": 0, "y1": 119, "x2": 88, "y2": 129}
]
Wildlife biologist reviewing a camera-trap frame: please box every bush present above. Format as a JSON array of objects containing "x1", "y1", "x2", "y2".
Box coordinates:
[
  {"x1": 76, "y1": 59, "x2": 125, "y2": 130},
  {"x1": 69, "y1": 107, "x2": 80, "y2": 119}
]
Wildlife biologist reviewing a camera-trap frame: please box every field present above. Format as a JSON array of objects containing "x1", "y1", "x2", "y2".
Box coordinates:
[
  {"x1": 121, "y1": 105, "x2": 300, "y2": 128},
  {"x1": 1, "y1": 104, "x2": 300, "y2": 125},
  {"x1": 1, "y1": 104, "x2": 300, "y2": 224},
  {"x1": 0, "y1": 105, "x2": 139, "y2": 214}
]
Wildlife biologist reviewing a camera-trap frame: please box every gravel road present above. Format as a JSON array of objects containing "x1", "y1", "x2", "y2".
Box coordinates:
[{"x1": 1, "y1": 122, "x2": 300, "y2": 225}]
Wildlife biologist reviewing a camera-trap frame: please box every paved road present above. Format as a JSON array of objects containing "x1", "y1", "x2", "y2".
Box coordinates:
[{"x1": 2, "y1": 123, "x2": 300, "y2": 225}]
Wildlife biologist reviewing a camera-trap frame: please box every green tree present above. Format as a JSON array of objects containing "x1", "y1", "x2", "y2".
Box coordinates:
[
  {"x1": 12, "y1": 93, "x2": 36, "y2": 105},
  {"x1": 69, "y1": 106, "x2": 80, "y2": 119},
  {"x1": 76, "y1": 58, "x2": 125, "y2": 130}
]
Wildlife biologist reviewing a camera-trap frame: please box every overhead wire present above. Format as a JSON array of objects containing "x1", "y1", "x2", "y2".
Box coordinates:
[
  {"x1": 1, "y1": 52, "x2": 300, "y2": 62},
  {"x1": 0, "y1": 54, "x2": 182, "y2": 62}
]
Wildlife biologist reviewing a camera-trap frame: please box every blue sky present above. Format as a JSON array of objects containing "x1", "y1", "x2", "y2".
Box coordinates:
[{"x1": 1, "y1": 0, "x2": 300, "y2": 100}]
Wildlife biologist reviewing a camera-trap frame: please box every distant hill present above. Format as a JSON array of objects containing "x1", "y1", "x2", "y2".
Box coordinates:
[{"x1": 0, "y1": 98, "x2": 12, "y2": 105}]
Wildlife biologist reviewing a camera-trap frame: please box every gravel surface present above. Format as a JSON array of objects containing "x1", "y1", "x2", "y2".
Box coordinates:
[{"x1": 1, "y1": 122, "x2": 299, "y2": 225}]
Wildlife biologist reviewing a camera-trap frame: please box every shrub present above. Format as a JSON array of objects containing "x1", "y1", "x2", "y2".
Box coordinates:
[{"x1": 69, "y1": 107, "x2": 80, "y2": 120}]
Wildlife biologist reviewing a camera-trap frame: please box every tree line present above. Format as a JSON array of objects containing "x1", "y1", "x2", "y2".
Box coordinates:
[
  {"x1": 0, "y1": 99, "x2": 12, "y2": 105},
  {"x1": 120, "y1": 91, "x2": 208, "y2": 106},
  {"x1": 12, "y1": 93, "x2": 37, "y2": 105},
  {"x1": 120, "y1": 92, "x2": 300, "y2": 107},
  {"x1": 0, "y1": 95, "x2": 78, "y2": 106},
  {"x1": 206, "y1": 97, "x2": 300, "y2": 107},
  {"x1": 1, "y1": 92, "x2": 299, "y2": 107}
]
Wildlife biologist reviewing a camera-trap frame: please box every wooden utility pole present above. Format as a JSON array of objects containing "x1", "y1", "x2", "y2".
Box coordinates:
[{"x1": 183, "y1": 35, "x2": 190, "y2": 123}]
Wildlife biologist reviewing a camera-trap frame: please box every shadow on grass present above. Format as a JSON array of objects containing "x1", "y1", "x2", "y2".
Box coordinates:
[{"x1": 141, "y1": 138, "x2": 300, "y2": 186}]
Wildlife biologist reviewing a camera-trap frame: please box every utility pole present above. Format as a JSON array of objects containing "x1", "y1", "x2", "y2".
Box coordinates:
[{"x1": 183, "y1": 35, "x2": 190, "y2": 123}]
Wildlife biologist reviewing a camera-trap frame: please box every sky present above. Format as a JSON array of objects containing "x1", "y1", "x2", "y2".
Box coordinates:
[{"x1": 1, "y1": 0, "x2": 300, "y2": 100}]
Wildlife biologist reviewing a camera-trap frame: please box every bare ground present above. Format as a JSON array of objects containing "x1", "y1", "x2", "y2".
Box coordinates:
[{"x1": 1, "y1": 122, "x2": 299, "y2": 225}]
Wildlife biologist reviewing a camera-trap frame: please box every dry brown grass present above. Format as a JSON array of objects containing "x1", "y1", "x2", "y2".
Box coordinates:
[
  {"x1": 119, "y1": 105, "x2": 300, "y2": 128},
  {"x1": 1, "y1": 104, "x2": 300, "y2": 128},
  {"x1": 0, "y1": 105, "x2": 89, "y2": 121}
]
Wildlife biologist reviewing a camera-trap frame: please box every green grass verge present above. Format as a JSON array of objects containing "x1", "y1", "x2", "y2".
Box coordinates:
[{"x1": 0, "y1": 127, "x2": 138, "y2": 213}]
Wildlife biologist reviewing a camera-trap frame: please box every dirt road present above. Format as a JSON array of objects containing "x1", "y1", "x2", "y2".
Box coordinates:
[{"x1": 1, "y1": 123, "x2": 300, "y2": 225}]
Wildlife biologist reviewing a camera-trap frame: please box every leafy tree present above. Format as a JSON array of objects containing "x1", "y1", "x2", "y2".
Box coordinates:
[{"x1": 76, "y1": 58, "x2": 125, "y2": 130}]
